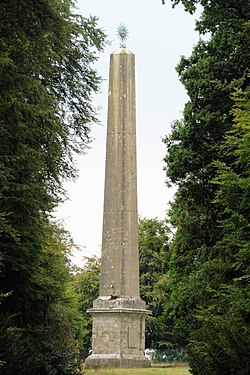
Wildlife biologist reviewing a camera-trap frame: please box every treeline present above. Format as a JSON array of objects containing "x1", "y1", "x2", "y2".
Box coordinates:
[
  {"x1": 163, "y1": 1, "x2": 250, "y2": 374},
  {"x1": 0, "y1": 0, "x2": 105, "y2": 373}
]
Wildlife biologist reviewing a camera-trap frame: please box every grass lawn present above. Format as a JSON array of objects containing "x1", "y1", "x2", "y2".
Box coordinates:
[{"x1": 82, "y1": 364, "x2": 190, "y2": 375}]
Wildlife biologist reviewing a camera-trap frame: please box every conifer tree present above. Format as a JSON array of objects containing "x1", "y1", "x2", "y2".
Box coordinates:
[
  {"x1": 163, "y1": 1, "x2": 250, "y2": 372},
  {"x1": 0, "y1": 1, "x2": 105, "y2": 373}
]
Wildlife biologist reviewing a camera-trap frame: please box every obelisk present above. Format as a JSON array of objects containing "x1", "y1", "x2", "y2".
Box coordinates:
[{"x1": 85, "y1": 27, "x2": 150, "y2": 368}]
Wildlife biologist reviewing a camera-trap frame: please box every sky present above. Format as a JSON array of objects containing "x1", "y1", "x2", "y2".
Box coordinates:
[{"x1": 55, "y1": 0, "x2": 200, "y2": 266}]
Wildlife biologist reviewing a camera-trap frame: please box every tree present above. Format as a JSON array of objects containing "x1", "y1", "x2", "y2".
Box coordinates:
[
  {"x1": 138, "y1": 218, "x2": 172, "y2": 349},
  {"x1": 0, "y1": 223, "x2": 86, "y2": 374},
  {"x1": 187, "y1": 86, "x2": 250, "y2": 375},
  {"x1": 71, "y1": 256, "x2": 100, "y2": 355},
  {"x1": 163, "y1": 0, "x2": 250, "y2": 373},
  {"x1": 0, "y1": 1, "x2": 105, "y2": 373}
]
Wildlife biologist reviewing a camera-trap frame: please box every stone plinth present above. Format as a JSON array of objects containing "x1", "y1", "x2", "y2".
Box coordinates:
[
  {"x1": 85, "y1": 298, "x2": 150, "y2": 368},
  {"x1": 85, "y1": 48, "x2": 150, "y2": 368}
]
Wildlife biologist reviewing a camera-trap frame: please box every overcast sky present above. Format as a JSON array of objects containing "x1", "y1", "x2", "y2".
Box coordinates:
[{"x1": 55, "y1": 0, "x2": 200, "y2": 266}]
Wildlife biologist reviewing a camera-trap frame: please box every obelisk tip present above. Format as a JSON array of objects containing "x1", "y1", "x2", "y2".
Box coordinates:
[{"x1": 116, "y1": 23, "x2": 129, "y2": 48}]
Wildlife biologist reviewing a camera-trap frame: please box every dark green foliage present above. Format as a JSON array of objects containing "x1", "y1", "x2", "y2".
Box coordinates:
[
  {"x1": 163, "y1": 1, "x2": 250, "y2": 373},
  {"x1": 0, "y1": 224, "x2": 85, "y2": 374},
  {"x1": 189, "y1": 287, "x2": 250, "y2": 375},
  {"x1": 71, "y1": 256, "x2": 100, "y2": 353},
  {"x1": 187, "y1": 87, "x2": 250, "y2": 375},
  {"x1": 0, "y1": 0, "x2": 105, "y2": 373},
  {"x1": 138, "y1": 218, "x2": 172, "y2": 349}
]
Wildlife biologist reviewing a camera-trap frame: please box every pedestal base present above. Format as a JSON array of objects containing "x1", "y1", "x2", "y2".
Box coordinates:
[
  {"x1": 85, "y1": 298, "x2": 151, "y2": 369},
  {"x1": 85, "y1": 354, "x2": 151, "y2": 369}
]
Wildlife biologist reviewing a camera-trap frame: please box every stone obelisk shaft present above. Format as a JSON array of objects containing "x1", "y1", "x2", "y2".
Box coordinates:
[
  {"x1": 100, "y1": 49, "x2": 139, "y2": 299},
  {"x1": 85, "y1": 48, "x2": 150, "y2": 369}
]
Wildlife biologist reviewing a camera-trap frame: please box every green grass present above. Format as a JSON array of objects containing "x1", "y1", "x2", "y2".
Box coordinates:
[{"x1": 82, "y1": 364, "x2": 190, "y2": 375}]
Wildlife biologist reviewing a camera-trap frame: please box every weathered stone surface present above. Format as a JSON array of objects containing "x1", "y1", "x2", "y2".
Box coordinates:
[
  {"x1": 92, "y1": 297, "x2": 147, "y2": 310},
  {"x1": 85, "y1": 354, "x2": 150, "y2": 369},
  {"x1": 85, "y1": 48, "x2": 150, "y2": 369},
  {"x1": 100, "y1": 49, "x2": 139, "y2": 299},
  {"x1": 85, "y1": 302, "x2": 150, "y2": 368}
]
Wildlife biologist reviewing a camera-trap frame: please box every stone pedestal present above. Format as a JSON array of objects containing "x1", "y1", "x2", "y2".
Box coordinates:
[
  {"x1": 85, "y1": 48, "x2": 150, "y2": 368},
  {"x1": 85, "y1": 298, "x2": 150, "y2": 368}
]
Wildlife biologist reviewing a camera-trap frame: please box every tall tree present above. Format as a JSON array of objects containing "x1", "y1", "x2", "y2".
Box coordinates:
[
  {"x1": 0, "y1": 1, "x2": 105, "y2": 373},
  {"x1": 187, "y1": 86, "x2": 250, "y2": 375},
  {"x1": 138, "y1": 218, "x2": 170, "y2": 349},
  {"x1": 0, "y1": 223, "x2": 86, "y2": 374},
  {"x1": 163, "y1": 0, "x2": 250, "y2": 373}
]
